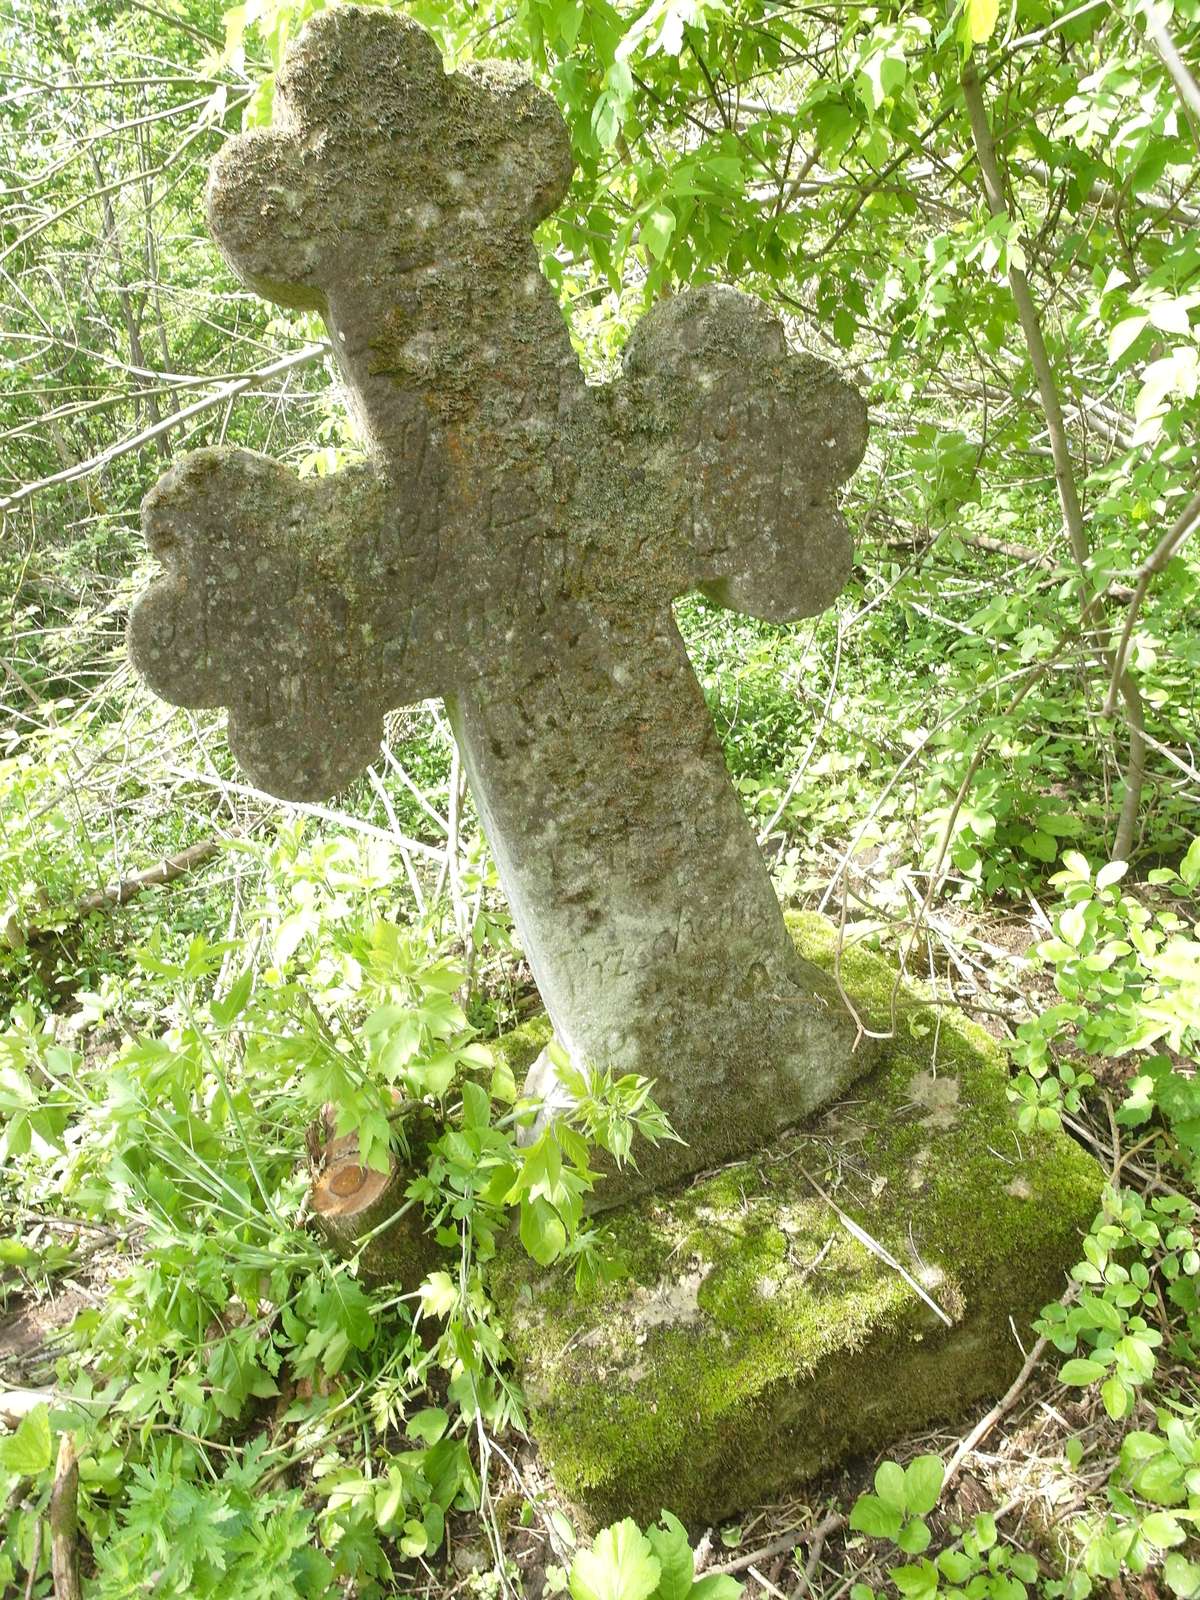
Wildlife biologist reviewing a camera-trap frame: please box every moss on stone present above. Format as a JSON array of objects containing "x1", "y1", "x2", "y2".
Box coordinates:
[
  {"x1": 489, "y1": 913, "x2": 1102, "y2": 1526},
  {"x1": 490, "y1": 1012, "x2": 554, "y2": 1083}
]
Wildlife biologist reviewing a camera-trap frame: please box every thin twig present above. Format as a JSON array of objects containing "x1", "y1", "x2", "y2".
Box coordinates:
[
  {"x1": 0, "y1": 344, "x2": 328, "y2": 512},
  {"x1": 944, "y1": 1283, "x2": 1079, "y2": 1486},
  {"x1": 800, "y1": 1168, "x2": 953, "y2": 1327},
  {"x1": 1103, "y1": 486, "x2": 1200, "y2": 717}
]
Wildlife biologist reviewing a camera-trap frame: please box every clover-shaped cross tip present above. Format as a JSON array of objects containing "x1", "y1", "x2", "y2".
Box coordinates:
[
  {"x1": 205, "y1": 6, "x2": 573, "y2": 313},
  {"x1": 617, "y1": 286, "x2": 868, "y2": 622},
  {"x1": 129, "y1": 447, "x2": 420, "y2": 802}
]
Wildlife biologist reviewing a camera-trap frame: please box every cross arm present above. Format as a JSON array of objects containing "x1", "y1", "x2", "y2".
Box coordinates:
[
  {"x1": 614, "y1": 286, "x2": 868, "y2": 621},
  {"x1": 129, "y1": 448, "x2": 439, "y2": 801}
]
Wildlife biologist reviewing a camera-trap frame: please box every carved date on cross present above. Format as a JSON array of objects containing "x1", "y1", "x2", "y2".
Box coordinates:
[{"x1": 130, "y1": 6, "x2": 870, "y2": 1196}]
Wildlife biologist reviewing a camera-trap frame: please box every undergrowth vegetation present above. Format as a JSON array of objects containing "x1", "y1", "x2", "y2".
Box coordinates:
[{"x1": 2, "y1": 0, "x2": 1199, "y2": 1594}]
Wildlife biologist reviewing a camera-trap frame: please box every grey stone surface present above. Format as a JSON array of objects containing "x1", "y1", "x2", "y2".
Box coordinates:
[{"x1": 129, "y1": 6, "x2": 872, "y2": 1195}]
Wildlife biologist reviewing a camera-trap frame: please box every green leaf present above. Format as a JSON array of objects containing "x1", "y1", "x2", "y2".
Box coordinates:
[
  {"x1": 400, "y1": 1518, "x2": 428, "y2": 1556},
  {"x1": 690, "y1": 1579, "x2": 744, "y2": 1600},
  {"x1": 418, "y1": 1271, "x2": 458, "y2": 1318},
  {"x1": 1164, "y1": 1552, "x2": 1200, "y2": 1597},
  {"x1": 1101, "y1": 1375, "x2": 1130, "y2": 1419},
  {"x1": 520, "y1": 1196, "x2": 567, "y2": 1266},
  {"x1": 897, "y1": 1518, "x2": 931, "y2": 1555},
  {"x1": 888, "y1": 1560, "x2": 938, "y2": 1600},
  {"x1": 938, "y1": 1550, "x2": 975, "y2": 1584},
  {"x1": 210, "y1": 968, "x2": 253, "y2": 1027},
  {"x1": 964, "y1": 0, "x2": 999, "y2": 45},
  {"x1": 972, "y1": 1513, "x2": 997, "y2": 1551},
  {"x1": 0, "y1": 1403, "x2": 51, "y2": 1474},
  {"x1": 570, "y1": 1519, "x2": 662, "y2": 1600},
  {"x1": 1021, "y1": 830, "x2": 1057, "y2": 863},
  {"x1": 646, "y1": 1512, "x2": 693, "y2": 1600},
  {"x1": 848, "y1": 1494, "x2": 903, "y2": 1541},
  {"x1": 1180, "y1": 837, "x2": 1200, "y2": 889},
  {"x1": 1096, "y1": 861, "x2": 1128, "y2": 891},
  {"x1": 641, "y1": 207, "x2": 676, "y2": 262},
  {"x1": 1141, "y1": 1512, "x2": 1185, "y2": 1548},
  {"x1": 1131, "y1": 1452, "x2": 1187, "y2": 1505},
  {"x1": 903, "y1": 1455, "x2": 944, "y2": 1516},
  {"x1": 1079, "y1": 1292, "x2": 1122, "y2": 1334},
  {"x1": 407, "y1": 1407, "x2": 449, "y2": 1444},
  {"x1": 1149, "y1": 299, "x2": 1192, "y2": 335},
  {"x1": 1108, "y1": 315, "x2": 1148, "y2": 363},
  {"x1": 875, "y1": 1460, "x2": 907, "y2": 1513},
  {"x1": 461, "y1": 1080, "x2": 491, "y2": 1130},
  {"x1": 1060, "y1": 1357, "x2": 1107, "y2": 1384}
]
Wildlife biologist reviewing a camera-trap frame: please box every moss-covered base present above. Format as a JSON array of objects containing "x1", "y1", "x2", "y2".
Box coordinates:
[{"x1": 489, "y1": 913, "x2": 1102, "y2": 1526}]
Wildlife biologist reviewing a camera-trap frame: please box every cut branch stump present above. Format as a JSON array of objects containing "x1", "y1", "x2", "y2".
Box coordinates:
[{"x1": 310, "y1": 1103, "x2": 445, "y2": 1289}]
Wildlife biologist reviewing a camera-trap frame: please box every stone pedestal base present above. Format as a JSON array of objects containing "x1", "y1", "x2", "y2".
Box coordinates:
[{"x1": 490, "y1": 915, "x2": 1101, "y2": 1526}]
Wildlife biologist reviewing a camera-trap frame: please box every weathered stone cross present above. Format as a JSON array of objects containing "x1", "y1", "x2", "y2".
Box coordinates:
[{"x1": 130, "y1": 5, "x2": 871, "y2": 1196}]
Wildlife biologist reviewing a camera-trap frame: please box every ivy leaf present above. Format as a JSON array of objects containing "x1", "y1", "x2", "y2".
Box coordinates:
[{"x1": 570, "y1": 1519, "x2": 661, "y2": 1600}]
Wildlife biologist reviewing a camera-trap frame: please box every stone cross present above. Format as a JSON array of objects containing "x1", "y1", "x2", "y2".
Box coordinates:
[{"x1": 130, "y1": 6, "x2": 871, "y2": 1197}]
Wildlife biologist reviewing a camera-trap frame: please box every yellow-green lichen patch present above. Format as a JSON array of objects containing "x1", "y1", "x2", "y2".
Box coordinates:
[{"x1": 489, "y1": 913, "x2": 1102, "y2": 1526}]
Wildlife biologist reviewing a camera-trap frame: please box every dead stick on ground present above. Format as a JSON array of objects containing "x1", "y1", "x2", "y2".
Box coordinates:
[
  {"x1": 944, "y1": 1283, "x2": 1079, "y2": 1486},
  {"x1": 794, "y1": 1512, "x2": 846, "y2": 1597},
  {"x1": 710, "y1": 1513, "x2": 845, "y2": 1578},
  {"x1": 50, "y1": 1431, "x2": 81, "y2": 1600}
]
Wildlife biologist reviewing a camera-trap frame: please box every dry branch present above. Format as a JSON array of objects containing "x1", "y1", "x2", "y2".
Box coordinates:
[
  {"x1": 4, "y1": 837, "x2": 221, "y2": 948},
  {"x1": 1104, "y1": 486, "x2": 1200, "y2": 716},
  {"x1": 49, "y1": 1432, "x2": 81, "y2": 1600},
  {"x1": 962, "y1": 58, "x2": 1147, "y2": 861},
  {"x1": 0, "y1": 343, "x2": 327, "y2": 512}
]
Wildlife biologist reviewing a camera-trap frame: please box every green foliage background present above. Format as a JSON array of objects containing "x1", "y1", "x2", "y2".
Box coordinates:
[{"x1": 1, "y1": 0, "x2": 1199, "y2": 1596}]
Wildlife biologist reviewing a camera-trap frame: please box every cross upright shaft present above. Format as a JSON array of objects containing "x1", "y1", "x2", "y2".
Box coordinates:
[{"x1": 130, "y1": 6, "x2": 872, "y2": 1195}]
